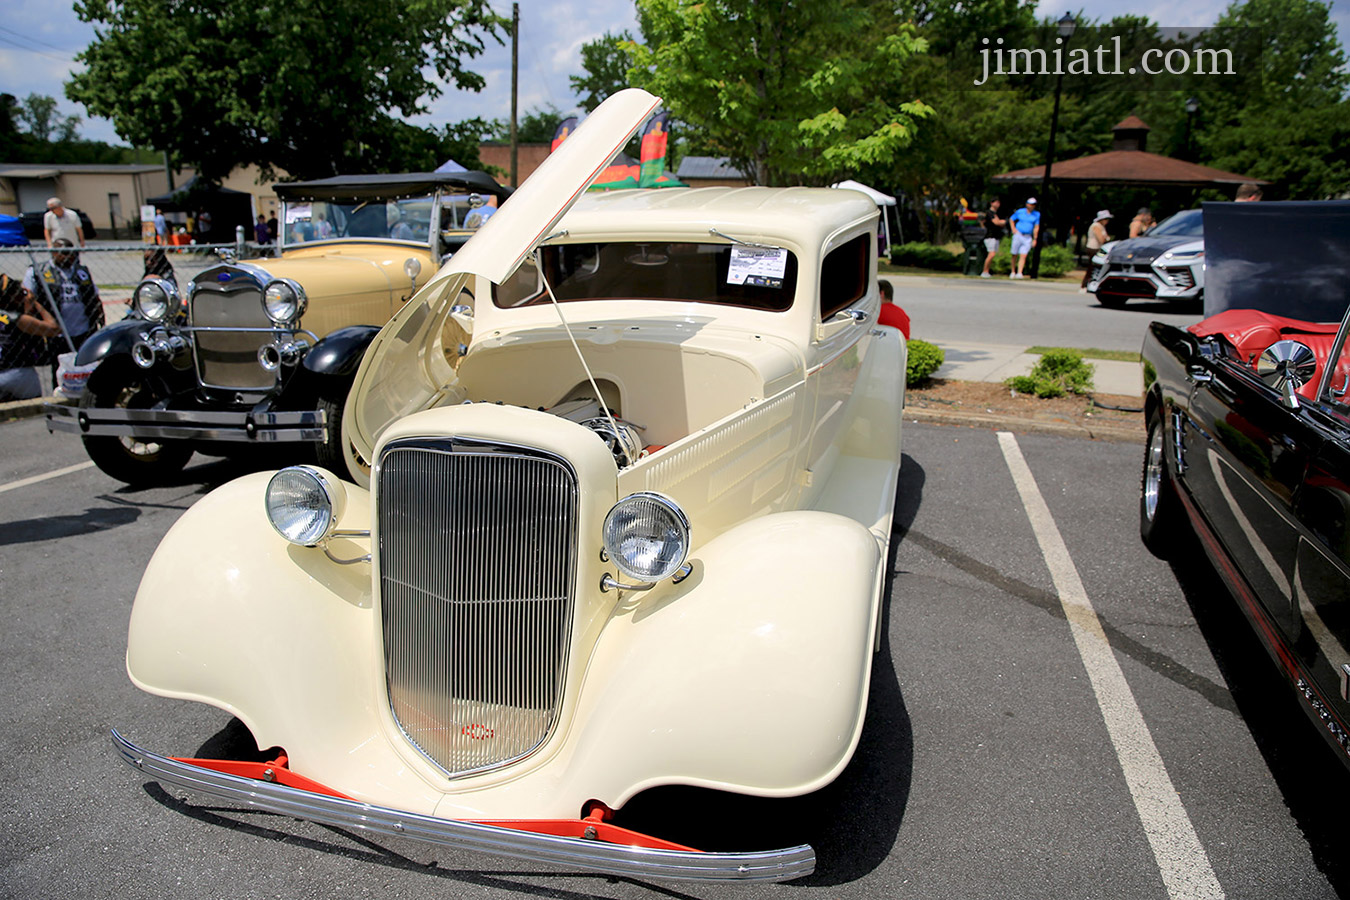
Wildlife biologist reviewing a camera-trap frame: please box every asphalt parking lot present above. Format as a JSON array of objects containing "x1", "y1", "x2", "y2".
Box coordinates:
[{"x1": 2, "y1": 412, "x2": 1348, "y2": 899}]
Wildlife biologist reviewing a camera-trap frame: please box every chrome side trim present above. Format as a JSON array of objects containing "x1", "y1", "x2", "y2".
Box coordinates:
[
  {"x1": 46, "y1": 404, "x2": 325, "y2": 443},
  {"x1": 110, "y1": 729, "x2": 815, "y2": 882}
]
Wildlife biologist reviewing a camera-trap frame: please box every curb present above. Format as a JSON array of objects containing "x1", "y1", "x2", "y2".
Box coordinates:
[
  {"x1": 904, "y1": 403, "x2": 1142, "y2": 443},
  {"x1": 0, "y1": 395, "x2": 68, "y2": 422}
]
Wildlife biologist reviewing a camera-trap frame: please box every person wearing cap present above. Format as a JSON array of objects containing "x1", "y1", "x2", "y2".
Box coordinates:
[
  {"x1": 1007, "y1": 197, "x2": 1040, "y2": 279},
  {"x1": 43, "y1": 197, "x2": 85, "y2": 248},
  {"x1": 1082, "y1": 210, "x2": 1112, "y2": 289}
]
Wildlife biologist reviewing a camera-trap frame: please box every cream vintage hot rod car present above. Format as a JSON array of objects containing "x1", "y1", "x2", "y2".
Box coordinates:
[{"x1": 112, "y1": 90, "x2": 906, "y2": 882}]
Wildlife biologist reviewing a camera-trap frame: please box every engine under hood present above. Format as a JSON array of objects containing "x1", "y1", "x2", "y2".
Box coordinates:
[{"x1": 342, "y1": 89, "x2": 663, "y2": 482}]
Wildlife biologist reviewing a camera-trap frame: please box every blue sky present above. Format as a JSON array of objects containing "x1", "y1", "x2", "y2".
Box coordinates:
[{"x1": 1, "y1": 0, "x2": 1345, "y2": 148}]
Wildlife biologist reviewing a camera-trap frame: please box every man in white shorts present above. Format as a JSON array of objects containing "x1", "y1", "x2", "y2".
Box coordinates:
[{"x1": 1007, "y1": 197, "x2": 1040, "y2": 279}]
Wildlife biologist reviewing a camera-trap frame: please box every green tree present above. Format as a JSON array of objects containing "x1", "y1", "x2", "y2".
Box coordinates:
[
  {"x1": 1196, "y1": 0, "x2": 1350, "y2": 198},
  {"x1": 629, "y1": 0, "x2": 930, "y2": 185},
  {"x1": 68, "y1": 0, "x2": 505, "y2": 181},
  {"x1": 16, "y1": 94, "x2": 82, "y2": 143},
  {"x1": 570, "y1": 31, "x2": 635, "y2": 113},
  {"x1": 487, "y1": 105, "x2": 567, "y2": 144}
]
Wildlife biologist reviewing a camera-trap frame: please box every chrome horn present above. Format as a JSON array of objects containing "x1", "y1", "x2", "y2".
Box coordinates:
[
  {"x1": 258, "y1": 338, "x2": 311, "y2": 371},
  {"x1": 131, "y1": 331, "x2": 188, "y2": 369},
  {"x1": 1257, "y1": 340, "x2": 1318, "y2": 409}
]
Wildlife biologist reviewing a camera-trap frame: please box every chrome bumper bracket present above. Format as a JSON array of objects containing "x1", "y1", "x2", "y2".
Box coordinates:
[{"x1": 110, "y1": 729, "x2": 815, "y2": 883}]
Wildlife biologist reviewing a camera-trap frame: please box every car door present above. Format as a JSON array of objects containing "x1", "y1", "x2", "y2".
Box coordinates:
[
  {"x1": 802, "y1": 230, "x2": 874, "y2": 502},
  {"x1": 1291, "y1": 310, "x2": 1350, "y2": 734},
  {"x1": 1181, "y1": 347, "x2": 1323, "y2": 637}
]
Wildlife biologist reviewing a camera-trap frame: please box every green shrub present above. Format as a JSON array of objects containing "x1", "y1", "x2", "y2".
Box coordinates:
[
  {"x1": 989, "y1": 239, "x2": 1075, "y2": 277},
  {"x1": 906, "y1": 338, "x2": 945, "y2": 386},
  {"x1": 1006, "y1": 348, "x2": 1095, "y2": 398},
  {"x1": 890, "y1": 242, "x2": 962, "y2": 272}
]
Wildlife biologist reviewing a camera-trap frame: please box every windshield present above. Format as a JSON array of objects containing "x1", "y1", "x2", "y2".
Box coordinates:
[
  {"x1": 493, "y1": 241, "x2": 800, "y2": 311},
  {"x1": 283, "y1": 196, "x2": 432, "y2": 244},
  {"x1": 1149, "y1": 209, "x2": 1204, "y2": 238}
]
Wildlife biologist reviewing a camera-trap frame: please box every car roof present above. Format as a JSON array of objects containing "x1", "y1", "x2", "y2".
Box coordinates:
[
  {"x1": 274, "y1": 171, "x2": 511, "y2": 202},
  {"x1": 556, "y1": 187, "x2": 879, "y2": 247}
]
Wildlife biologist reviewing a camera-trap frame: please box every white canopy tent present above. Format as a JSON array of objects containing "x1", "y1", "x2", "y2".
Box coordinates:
[{"x1": 831, "y1": 179, "x2": 897, "y2": 254}]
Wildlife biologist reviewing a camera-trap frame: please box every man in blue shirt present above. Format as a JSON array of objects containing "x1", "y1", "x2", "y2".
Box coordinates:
[{"x1": 1008, "y1": 197, "x2": 1040, "y2": 279}]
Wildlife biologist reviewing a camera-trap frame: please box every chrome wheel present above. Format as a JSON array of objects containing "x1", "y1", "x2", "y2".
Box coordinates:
[{"x1": 1143, "y1": 423, "x2": 1165, "y2": 523}]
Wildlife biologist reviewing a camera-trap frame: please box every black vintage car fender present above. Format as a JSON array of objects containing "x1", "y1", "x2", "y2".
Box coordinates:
[
  {"x1": 300, "y1": 325, "x2": 381, "y2": 378},
  {"x1": 74, "y1": 318, "x2": 150, "y2": 367}
]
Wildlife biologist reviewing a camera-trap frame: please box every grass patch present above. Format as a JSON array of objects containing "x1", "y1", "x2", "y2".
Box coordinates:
[{"x1": 1027, "y1": 345, "x2": 1141, "y2": 362}]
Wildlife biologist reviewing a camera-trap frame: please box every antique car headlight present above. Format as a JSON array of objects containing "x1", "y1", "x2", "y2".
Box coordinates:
[
  {"x1": 132, "y1": 277, "x2": 177, "y2": 323},
  {"x1": 262, "y1": 279, "x2": 308, "y2": 324},
  {"x1": 265, "y1": 465, "x2": 347, "y2": 547},
  {"x1": 603, "y1": 492, "x2": 691, "y2": 582}
]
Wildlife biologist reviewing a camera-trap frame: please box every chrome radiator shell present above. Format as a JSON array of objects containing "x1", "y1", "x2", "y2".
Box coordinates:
[
  {"x1": 376, "y1": 438, "x2": 579, "y2": 778},
  {"x1": 189, "y1": 283, "x2": 277, "y2": 390}
]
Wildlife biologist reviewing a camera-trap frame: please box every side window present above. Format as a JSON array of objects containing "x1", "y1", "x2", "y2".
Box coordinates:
[
  {"x1": 1321, "y1": 326, "x2": 1350, "y2": 424},
  {"x1": 819, "y1": 232, "x2": 871, "y2": 320}
]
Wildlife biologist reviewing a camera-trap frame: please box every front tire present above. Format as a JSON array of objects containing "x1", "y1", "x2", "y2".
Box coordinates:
[
  {"x1": 1140, "y1": 409, "x2": 1182, "y2": 558},
  {"x1": 80, "y1": 362, "x2": 193, "y2": 485}
]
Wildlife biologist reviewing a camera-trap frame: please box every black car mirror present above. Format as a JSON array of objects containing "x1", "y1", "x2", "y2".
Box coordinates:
[{"x1": 1257, "y1": 339, "x2": 1318, "y2": 409}]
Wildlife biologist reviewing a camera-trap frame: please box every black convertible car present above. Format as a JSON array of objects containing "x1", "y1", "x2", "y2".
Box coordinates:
[{"x1": 1140, "y1": 200, "x2": 1350, "y2": 767}]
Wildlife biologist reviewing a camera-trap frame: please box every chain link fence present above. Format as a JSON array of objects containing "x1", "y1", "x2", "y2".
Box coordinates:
[{"x1": 0, "y1": 239, "x2": 274, "y2": 400}]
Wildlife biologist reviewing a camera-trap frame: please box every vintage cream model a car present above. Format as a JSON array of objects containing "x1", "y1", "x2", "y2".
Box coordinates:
[
  {"x1": 47, "y1": 169, "x2": 509, "y2": 484},
  {"x1": 112, "y1": 91, "x2": 907, "y2": 882}
]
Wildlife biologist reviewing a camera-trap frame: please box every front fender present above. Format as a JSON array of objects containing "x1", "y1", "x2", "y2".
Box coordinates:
[
  {"x1": 546, "y1": 509, "x2": 884, "y2": 809},
  {"x1": 75, "y1": 318, "x2": 148, "y2": 366},
  {"x1": 124, "y1": 473, "x2": 448, "y2": 814},
  {"x1": 301, "y1": 325, "x2": 381, "y2": 377}
]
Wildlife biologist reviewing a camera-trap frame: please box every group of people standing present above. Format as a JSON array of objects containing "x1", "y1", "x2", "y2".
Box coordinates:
[
  {"x1": 0, "y1": 203, "x2": 107, "y2": 402},
  {"x1": 978, "y1": 196, "x2": 1042, "y2": 279},
  {"x1": 153, "y1": 206, "x2": 213, "y2": 244},
  {"x1": 978, "y1": 181, "x2": 1264, "y2": 284}
]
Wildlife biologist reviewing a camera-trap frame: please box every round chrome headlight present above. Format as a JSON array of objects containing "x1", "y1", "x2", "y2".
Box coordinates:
[
  {"x1": 262, "y1": 278, "x2": 307, "y2": 324},
  {"x1": 602, "y1": 492, "x2": 691, "y2": 582},
  {"x1": 265, "y1": 465, "x2": 346, "y2": 546},
  {"x1": 133, "y1": 278, "x2": 175, "y2": 322}
]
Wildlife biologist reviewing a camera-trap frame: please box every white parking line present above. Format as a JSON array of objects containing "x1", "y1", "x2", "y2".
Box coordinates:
[
  {"x1": 997, "y1": 431, "x2": 1225, "y2": 900},
  {"x1": 0, "y1": 461, "x2": 95, "y2": 495}
]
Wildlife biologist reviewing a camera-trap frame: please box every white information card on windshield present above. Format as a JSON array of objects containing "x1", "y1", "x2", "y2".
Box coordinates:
[{"x1": 726, "y1": 246, "x2": 787, "y2": 288}]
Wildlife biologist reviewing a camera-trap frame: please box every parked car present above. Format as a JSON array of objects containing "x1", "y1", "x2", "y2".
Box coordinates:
[
  {"x1": 0, "y1": 213, "x2": 29, "y2": 246},
  {"x1": 20, "y1": 208, "x2": 97, "y2": 241},
  {"x1": 1139, "y1": 200, "x2": 1350, "y2": 770},
  {"x1": 1086, "y1": 209, "x2": 1204, "y2": 308},
  {"x1": 46, "y1": 169, "x2": 510, "y2": 484},
  {"x1": 109, "y1": 90, "x2": 908, "y2": 881}
]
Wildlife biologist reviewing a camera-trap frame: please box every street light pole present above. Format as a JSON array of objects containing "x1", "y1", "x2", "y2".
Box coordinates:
[
  {"x1": 1184, "y1": 96, "x2": 1199, "y2": 161},
  {"x1": 1030, "y1": 12, "x2": 1076, "y2": 279}
]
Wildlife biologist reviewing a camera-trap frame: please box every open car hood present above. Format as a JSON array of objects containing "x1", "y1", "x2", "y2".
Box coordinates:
[{"x1": 343, "y1": 89, "x2": 662, "y2": 482}]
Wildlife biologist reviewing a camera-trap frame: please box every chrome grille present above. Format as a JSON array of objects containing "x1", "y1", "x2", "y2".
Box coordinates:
[
  {"x1": 190, "y1": 285, "x2": 275, "y2": 389},
  {"x1": 378, "y1": 439, "x2": 578, "y2": 778}
]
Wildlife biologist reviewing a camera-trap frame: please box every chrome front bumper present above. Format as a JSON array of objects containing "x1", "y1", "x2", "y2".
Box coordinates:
[
  {"x1": 47, "y1": 405, "x2": 325, "y2": 443},
  {"x1": 111, "y1": 729, "x2": 816, "y2": 883}
]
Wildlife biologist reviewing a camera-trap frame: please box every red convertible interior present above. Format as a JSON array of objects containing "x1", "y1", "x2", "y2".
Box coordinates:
[{"x1": 1189, "y1": 309, "x2": 1347, "y2": 400}]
